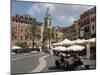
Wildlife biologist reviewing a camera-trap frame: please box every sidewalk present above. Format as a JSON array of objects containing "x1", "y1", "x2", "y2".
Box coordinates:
[{"x1": 80, "y1": 57, "x2": 96, "y2": 69}]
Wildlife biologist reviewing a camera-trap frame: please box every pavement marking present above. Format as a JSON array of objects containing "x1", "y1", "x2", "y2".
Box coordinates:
[
  {"x1": 11, "y1": 53, "x2": 29, "y2": 58},
  {"x1": 11, "y1": 52, "x2": 45, "y2": 61},
  {"x1": 31, "y1": 54, "x2": 50, "y2": 73},
  {"x1": 11, "y1": 52, "x2": 39, "y2": 58}
]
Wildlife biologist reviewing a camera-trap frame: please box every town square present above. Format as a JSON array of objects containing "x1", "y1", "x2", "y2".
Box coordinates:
[{"x1": 11, "y1": 0, "x2": 96, "y2": 74}]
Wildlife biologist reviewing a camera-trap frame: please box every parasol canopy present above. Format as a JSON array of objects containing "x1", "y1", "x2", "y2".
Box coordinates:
[
  {"x1": 53, "y1": 46, "x2": 67, "y2": 51},
  {"x1": 72, "y1": 39, "x2": 87, "y2": 44},
  {"x1": 12, "y1": 46, "x2": 22, "y2": 49},
  {"x1": 60, "y1": 39, "x2": 74, "y2": 45},
  {"x1": 66, "y1": 44, "x2": 85, "y2": 51},
  {"x1": 87, "y1": 38, "x2": 96, "y2": 43}
]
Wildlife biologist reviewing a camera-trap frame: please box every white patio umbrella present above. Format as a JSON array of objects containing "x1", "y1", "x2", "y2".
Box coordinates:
[
  {"x1": 12, "y1": 46, "x2": 22, "y2": 49},
  {"x1": 53, "y1": 46, "x2": 67, "y2": 51},
  {"x1": 60, "y1": 39, "x2": 74, "y2": 45},
  {"x1": 52, "y1": 42, "x2": 61, "y2": 46},
  {"x1": 86, "y1": 38, "x2": 96, "y2": 49},
  {"x1": 52, "y1": 39, "x2": 73, "y2": 46},
  {"x1": 72, "y1": 39, "x2": 87, "y2": 44},
  {"x1": 87, "y1": 38, "x2": 96, "y2": 42},
  {"x1": 66, "y1": 44, "x2": 85, "y2": 51}
]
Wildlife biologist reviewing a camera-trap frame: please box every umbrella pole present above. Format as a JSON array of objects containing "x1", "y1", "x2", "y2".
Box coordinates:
[{"x1": 86, "y1": 42, "x2": 90, "y2": 59}]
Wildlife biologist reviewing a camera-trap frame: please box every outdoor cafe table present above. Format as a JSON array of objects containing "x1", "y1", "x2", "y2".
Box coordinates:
[{"x1": 64, "y1": 57, "x2": 75, "y2": 65}]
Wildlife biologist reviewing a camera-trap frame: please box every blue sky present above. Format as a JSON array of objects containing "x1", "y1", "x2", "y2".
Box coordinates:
[{"x1": 12, "y1": 0, "x2": 94, "y2": 27}]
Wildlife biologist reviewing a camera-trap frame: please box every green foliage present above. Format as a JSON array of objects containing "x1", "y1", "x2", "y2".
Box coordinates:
[
  {"x1": 12, "y1": 29, "x2": 16, "y2": 37},
  {"x1": 29, "y1": 22, "x2": 41, "y2": 39},
  {"x1": 16, "y1": 42, "x2": 28, "y2": 48},
  {"x1": 27, "y1": 21, "x2": 41, "y2": 48},
  {"x1": 43, "y1": 27, "x2": 55, "y2": 40},
  {"x1": 43, "y1": 27, "x2": 55, "y2": 48}
]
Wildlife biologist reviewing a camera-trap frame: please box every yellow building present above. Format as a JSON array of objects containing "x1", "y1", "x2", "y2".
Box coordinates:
[
  {"x1": 55, "y1": 26, "x2": 64, "y2": 42},
  {"x1": 70, "y1": 20, "x2": 80, "y2": 40}
]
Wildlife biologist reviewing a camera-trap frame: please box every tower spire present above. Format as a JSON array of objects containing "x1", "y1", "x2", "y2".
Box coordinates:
[
  {"x1": 46, "y1": 7, "x2": 50, "y2": 17},
  {"x1": 44, "y1": 7, "x2": 51, "y2": 28}
]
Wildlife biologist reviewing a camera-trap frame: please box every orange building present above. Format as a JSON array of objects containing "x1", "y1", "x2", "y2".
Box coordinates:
[
  {"x1": 11, "y1": 14, "x2": 42, "y2": 48},
  {"x1": 80, "y1": 6, "x2": 96, "y2": 39}
]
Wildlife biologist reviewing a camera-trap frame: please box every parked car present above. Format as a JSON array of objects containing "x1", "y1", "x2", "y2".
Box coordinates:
[
  {"x1": 12, "y1": 48, "x2": 30, "y2": 53},
  {"x1": 30, "y1": 48, "x2": 40, "y2": 51}
]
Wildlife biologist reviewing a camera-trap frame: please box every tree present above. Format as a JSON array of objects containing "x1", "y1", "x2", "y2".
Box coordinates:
[
  {"x1": 43, "y1": 27, "x2": 55, "y2": 49},
  {"x1": 16, "y1": 42, "x2": 28, "y2": 48},
  {"x1": 27, "y1": 22, "x2": 41, "y2": 48}
]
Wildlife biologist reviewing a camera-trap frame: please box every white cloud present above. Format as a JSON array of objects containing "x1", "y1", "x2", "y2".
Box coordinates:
[
  {"x1": 43, "y1": 4, "x2": 55, "y2": 12},
  {"x1": 67, "y1": 17, "x2": 77, "y2": 25},
  {"x1": 27, "y1": 3, "x2": 94, "y2": 27},
  {"x1": 58, "y1": 15, "x2": 66, "y2": 21},
  {"x1": 27, "y1": 3, "x2": 55, "y2": 17},
  {"x1": 27, "y1": 4, "x2": 41, "y2": 16}
]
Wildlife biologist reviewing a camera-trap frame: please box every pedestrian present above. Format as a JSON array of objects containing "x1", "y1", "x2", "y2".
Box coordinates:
[{"x1": 60, "y1": 55, "x2": 64, "y2": 63}]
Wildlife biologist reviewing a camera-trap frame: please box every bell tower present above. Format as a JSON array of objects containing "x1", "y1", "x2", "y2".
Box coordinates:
[{"x1": 44, "y1": 7, "x2": 52, "y2": 28}]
